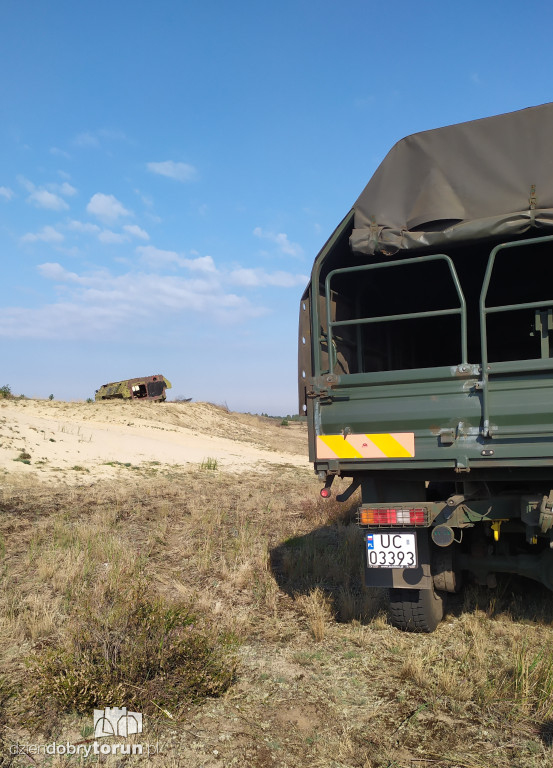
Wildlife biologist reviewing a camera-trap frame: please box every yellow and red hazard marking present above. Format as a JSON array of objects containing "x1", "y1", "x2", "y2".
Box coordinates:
[{"x1": 316, "y1": 432, "x2": 415, "y2": 459}]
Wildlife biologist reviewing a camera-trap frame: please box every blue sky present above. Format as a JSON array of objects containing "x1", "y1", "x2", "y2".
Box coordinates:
[{"x1": 1, "y1": 0, "x2": 552, "y2": 414}]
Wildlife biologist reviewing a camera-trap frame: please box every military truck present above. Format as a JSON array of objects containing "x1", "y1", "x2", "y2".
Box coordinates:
[
  {"x1": 300, "y1": 103, "x2": 553, "y2": 631},
  {"x1": 95, "y1": 375, "x2": 171, "y2": 402}
]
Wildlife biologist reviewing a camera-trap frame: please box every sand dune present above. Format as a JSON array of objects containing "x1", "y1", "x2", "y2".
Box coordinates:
[{"x1": 0, "y1": 399, "x2": 309, "y2": 484}]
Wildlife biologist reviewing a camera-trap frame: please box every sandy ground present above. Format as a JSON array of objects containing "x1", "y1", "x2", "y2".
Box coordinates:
[{"x1": 0, "y1": 399, "x2": 310, "y2": 484}]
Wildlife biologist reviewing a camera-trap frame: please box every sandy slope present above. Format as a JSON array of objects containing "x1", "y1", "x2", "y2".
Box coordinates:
[{"x1": 0, "y1": 399, "x2": 310, "y2": 484}]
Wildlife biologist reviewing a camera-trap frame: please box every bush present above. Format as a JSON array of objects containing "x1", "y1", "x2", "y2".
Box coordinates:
[
  {"x1": 25, "y1": 585, "x2": 237, "y2": 722},
  {"x1": 0, "y1": 385, "x2": 11, "y2": 399}
]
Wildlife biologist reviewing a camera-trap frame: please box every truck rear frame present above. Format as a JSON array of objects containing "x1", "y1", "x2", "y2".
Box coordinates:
[{"x1": 300, "y1": 126, "x2": 553, "y2": 630}]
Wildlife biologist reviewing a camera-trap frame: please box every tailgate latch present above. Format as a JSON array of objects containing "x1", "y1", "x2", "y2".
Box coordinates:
[{"x1": 439, "y1": 428, "x2": 456, "y2": 445}]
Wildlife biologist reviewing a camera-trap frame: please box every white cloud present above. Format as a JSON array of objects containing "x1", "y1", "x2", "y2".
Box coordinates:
[
  {"x1": 73, "y1": 132, "x2": 100, "y2": 148},
  {"x1": 145, "y1": 211, "x2": 162, "y2": 224},
  {"x1": 37, "y1": 262, "x2": 79, "y2": 281},
  {"x1": 98, "y1": 229, "x2": 129, "y2": 244},
  {"x1": 50, "y1": 147, "x2": 71, "y2": 159},
  {"x1": 253, "y1": 227, "x2": 303, "y2": 257},
  {"x1": 186, "y1": 254, "x2": 217, "y2": 273},
  {"x1": 67, "y1": 220, "x2": 100, "y2": 234},
  {"x1": 17, "y1": 176, "x2": 75, "y2": 209},
  {"x1": 27, "y1": 189, "x2": 69, "y2": 211},
  {"x1": 73, "y1": 129, "x2": 127, "y2": 148},
  {"x1": 49, "y1": 181, "x2": 77, "y2": 197},
  {"x1": 17, "y1": 175, "x2": 36, "y2": 193},
  {"x1": 229, "y1": 268, "x2": 308, "y2": 288},
  {"x1": 0, "y1": 261, "x2": 265, "y2": 339},
  {"x1": 87, "y1": 193, "x2": 132, "y2": 223},
  {"x1": 137, "y1": 246, "x2": 303, "y2": 288},
  {"x1": 123, "y1": 224, "x2": 149, "y2": 240},
  {"x1": 0, "y1": 186, "x2": 14, "y2": 200},
  {"x1": 136, "y1": 245, "x2": 181, "y2": 267},
  {"x1": 134, "y1": 189, "x2": 154, "y2": 208},
  {"x1": 54, "y1": 246, "x2": 81, "y2": 258},
  {"x1": 98, "y1": 129, "x2": 127, "y2": 141},
  {"x1": 21, "y1": 226, "x2": 64, "y2": 244},
  {"x1": 136, "y1": 246, "x2": 217, "y2": 273},
  {"x1": 0, "y1": 227, "x2": 311, "y2": 340},
  {"x1": 147, "y1": 161, "x2": 197, "y2": 182}
]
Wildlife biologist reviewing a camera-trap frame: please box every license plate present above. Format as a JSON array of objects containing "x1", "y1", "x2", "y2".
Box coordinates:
[{"x1": 366, "y1": 532, "x2": 418, "y2": 569}]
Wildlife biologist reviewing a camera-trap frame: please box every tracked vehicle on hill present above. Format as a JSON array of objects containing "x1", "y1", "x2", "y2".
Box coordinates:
[{"x1": 300, "y1": 103, "x2": 553, "y2": 631}]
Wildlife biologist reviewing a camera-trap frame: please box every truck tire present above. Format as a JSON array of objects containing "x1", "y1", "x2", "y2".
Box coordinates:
[{"x1": 388, "y1": 587, "x2": 444, "y2": 632}]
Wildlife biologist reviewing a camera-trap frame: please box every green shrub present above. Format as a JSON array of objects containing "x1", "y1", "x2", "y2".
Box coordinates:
[
  {"x1": 25, "y1": 586, "x2": 236, "y2": 721},
  {"x1": 0, "y1": 385, "x2": 11, "y2": 399}
]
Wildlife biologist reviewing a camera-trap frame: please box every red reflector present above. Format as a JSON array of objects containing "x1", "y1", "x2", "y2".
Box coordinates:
[
  {"x1": 320, "y1": 488, "x2": 331, "y2": 498},
  {"x1": 410, "y1": 508, "x2": 426, "y2": 524},
  {"x1": 375, "y1": 510, "x2": 397, "y2": 524}
]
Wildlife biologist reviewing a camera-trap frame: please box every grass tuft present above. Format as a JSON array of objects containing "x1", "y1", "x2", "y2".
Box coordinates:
[
  {"x1": 503, "y1": 638, "x2": 553, "y2": 718},
  {"x1": 296, "y1": 587, "x2": 333, "y2": 641}
]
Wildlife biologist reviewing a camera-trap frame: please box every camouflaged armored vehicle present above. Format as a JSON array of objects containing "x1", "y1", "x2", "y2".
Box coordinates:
[
  {"x1": 95, "y1": 375, "x2": 171, "y2": 402},
  {"x1": 301, "y1": 103, "x2": 553, "y2": 631}
]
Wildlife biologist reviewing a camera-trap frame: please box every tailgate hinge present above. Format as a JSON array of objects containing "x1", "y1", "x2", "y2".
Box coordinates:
[{"x1": 454, "y1": 457, "x2": 471, "y2": 473}]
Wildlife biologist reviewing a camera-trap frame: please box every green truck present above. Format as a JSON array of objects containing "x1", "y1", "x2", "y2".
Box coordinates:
[{"x1": 300, "y1": 103, "x2": 553, "y2": 631}]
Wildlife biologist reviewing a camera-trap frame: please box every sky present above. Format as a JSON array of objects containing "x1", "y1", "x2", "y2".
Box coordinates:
[{"x1": 1, "y1": 0, "x2": 553, "y2": 414}]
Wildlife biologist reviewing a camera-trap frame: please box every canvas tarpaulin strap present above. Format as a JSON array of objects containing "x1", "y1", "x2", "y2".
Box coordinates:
[{"x1": 350, "y1": 103, "x2": 553, "y2": 255}]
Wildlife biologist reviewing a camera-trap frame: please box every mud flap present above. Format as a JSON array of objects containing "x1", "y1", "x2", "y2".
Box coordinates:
[{"x1": 363, "y1": 529, "x2": 433, "y2": 590}]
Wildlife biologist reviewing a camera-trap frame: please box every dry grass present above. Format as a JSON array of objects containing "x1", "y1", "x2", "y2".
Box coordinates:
[
  {"x1": 1, "y1": 462, "x2": 553, "y2": 766},
  {"x1": 296, "y1": 587, "x2": 334, "y2": 642}
]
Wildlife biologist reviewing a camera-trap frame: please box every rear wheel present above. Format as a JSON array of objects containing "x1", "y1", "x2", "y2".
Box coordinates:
[{"x1": 388, "y1": 586, "x2": 444, "y2": 632}]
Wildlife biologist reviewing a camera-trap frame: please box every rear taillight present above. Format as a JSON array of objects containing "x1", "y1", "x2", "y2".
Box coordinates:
[
  {"x1": 409, "y1": 508, "x2": 427, "y2": 524},
  {"x1": 359, "y1": 507, "x2": 428, "y2": 526}
]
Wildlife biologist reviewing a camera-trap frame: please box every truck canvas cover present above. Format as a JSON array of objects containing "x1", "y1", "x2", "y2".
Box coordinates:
[{"x1": 350, "y1": 102, "x2": 553, "y2": 256}]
